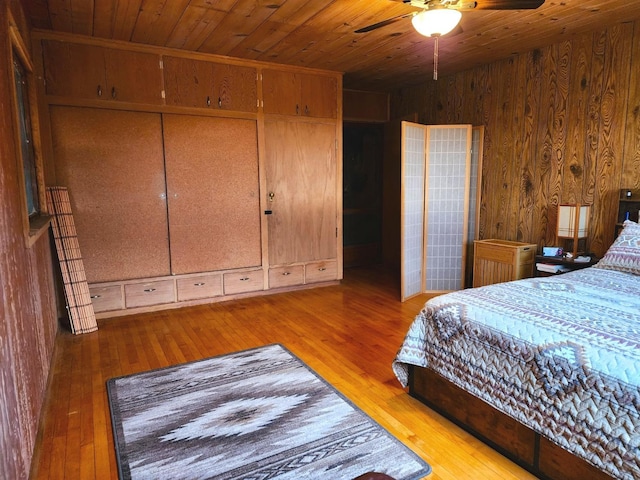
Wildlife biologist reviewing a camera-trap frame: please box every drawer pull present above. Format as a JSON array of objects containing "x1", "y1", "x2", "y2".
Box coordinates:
[
  {"x1": 91, "y1": 295, "x2": 101, "y2": 299},
  {"x1": 318, "y1": 267, "x2": 327, "y2": 271},
  {"x1": 194, "y1": 282, "x2": 206, "y2": 286},
  {"x1": 240, "y1": 277, "x2": 250, "y2": 281},
  {"x1": 143, "y1": 288, "x2": 156, "y2": 293},
  {"x1": 282, "y1": 272, "x2": 291, "y2": 276}
]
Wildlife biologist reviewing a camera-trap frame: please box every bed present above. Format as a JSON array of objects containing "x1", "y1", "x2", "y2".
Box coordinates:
[{"x1": 393, "y1": 220, "x2": 640, "y2": 480}]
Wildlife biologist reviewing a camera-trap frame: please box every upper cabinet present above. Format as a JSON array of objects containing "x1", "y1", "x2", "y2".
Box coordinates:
[
  {"x1": 42, "y1": 40, "x2": 163, "y2": 105},
  {"x1": 262, "y1": 69, "x2": 338, "y2": 119},
  {"x1": 163, "y1": 56, "x2": 257, "y2": 112}
]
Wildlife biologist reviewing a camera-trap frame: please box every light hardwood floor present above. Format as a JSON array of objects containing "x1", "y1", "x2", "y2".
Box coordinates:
[{"x1": 30, "y1": 267, "x2": 537, "y2": 479}]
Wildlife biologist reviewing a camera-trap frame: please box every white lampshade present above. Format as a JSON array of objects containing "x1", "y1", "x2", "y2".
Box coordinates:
[
  {"x1": 411, "y1": 9, "x2": 462, "y2": 37},
  {"x1": 557, "y1": 204, "x2": 590, "y2": 239}
]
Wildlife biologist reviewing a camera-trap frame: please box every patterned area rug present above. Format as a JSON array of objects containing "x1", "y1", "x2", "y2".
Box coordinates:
[{"x1": 107, "y1": 344, "x2": 431, "y2": 480}]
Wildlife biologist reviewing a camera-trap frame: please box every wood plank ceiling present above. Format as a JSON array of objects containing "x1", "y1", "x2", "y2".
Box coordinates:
[{"x1": 23, "y1": 0, "x2": 640, "y2": 92}]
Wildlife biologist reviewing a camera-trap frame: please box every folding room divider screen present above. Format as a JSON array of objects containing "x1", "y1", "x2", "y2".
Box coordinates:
[{"x1": 400, "y1": 122, "x2": 479, "y2": 301}]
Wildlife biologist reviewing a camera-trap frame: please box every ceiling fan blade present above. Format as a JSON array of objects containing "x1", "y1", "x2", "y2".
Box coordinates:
[
  {"x1": 354, "y1": 12, "x2": 414, "y2": 33},
  {"x1": 470, "y1": 0, "x2": 545, "y2": 9}
]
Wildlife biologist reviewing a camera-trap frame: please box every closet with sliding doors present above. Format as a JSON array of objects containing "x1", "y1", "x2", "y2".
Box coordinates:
[{"x1": 36, "y1": 33, "x2": 343, "y2": 318}]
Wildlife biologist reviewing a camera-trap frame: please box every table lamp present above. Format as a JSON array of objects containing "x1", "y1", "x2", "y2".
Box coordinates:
[{"x1": 556, "y1": 204, "x2": 590, "y2": 257}]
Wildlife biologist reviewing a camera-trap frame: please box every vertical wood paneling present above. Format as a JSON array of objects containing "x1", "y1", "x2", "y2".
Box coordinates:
[
  {"x1": 622, "y1": 23, "x2": 640, "y2": 190},
  {"x1": 519, "y1": 49, "x2": 543, "y2": 243},
  {"x1": 511, "y1": 55, "x2": 527, "y2": 241},
  {"x1": 1, "y1": 2, "x2": 58, "y2": 479},
  {"x1": 391, "y1": 21, "x2": 640, "y2": 257},
  {"x1": 591, "y1": 23, "x2": 633, "y2": 254},
  {"x1": 583, "y1": 30, "x2": 607, "y2": 216},
  {"x1": 564, "y1": 34, "x2": 593, "y2": 204}
]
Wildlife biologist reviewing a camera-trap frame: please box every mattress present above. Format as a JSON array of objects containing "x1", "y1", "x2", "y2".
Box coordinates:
[{"x1": 393, "y1": 267, "x2": 640, "y2": 480}]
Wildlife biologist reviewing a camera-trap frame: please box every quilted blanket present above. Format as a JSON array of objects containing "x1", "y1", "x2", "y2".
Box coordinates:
[{"x1": 393, "y1": 267, "x2": 640, "y2": 480}]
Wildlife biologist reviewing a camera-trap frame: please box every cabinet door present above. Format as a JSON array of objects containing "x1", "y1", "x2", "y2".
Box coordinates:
[
  {"x1": 103, "y1": 48, "x2": 163, "y2": 104},
  {"x1": 265, "y1": 119, "x2": 337, "y2": 265},
  {"x1": 262, "y1": 69, "x2": 298, "y2": 115},
  {"x1": 163, "y1": 115, "x2": 262, "y2": 274},
  {"x1": 163, "y1": 56, "x2": 215, "y2": 108},
  {"x1": 50, "y1": 107, "x2": 170, "y2": 283},
  {"x1": 42, "y1": 40, "x2": 106, "y2": 99},
  {"x1": 299, "y1": 73, "x2": 337, "y2": 119},
  {"x1": 211, "y1": 63, "x2": 257, "y2": 112}
]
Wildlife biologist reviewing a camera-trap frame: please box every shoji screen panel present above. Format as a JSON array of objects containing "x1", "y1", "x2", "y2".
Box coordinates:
[
  {"x1": 424, "y1": 125, "x2": 472, "y2": 292},
  {"x1": 400, "y1": 122, "x2": 427, "y2": 301},
  {"x1": 465, "y1": 126, "x2": 485, "y2": 287}
]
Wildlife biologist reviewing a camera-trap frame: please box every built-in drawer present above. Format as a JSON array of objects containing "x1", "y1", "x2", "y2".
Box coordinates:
[
  {"x1": 305, "y1": 260, "x2": 338, "y2": 284},
  {"x1": 88, "y1": 284, "x2": 123, "y2": 313},
  {"x1": 223, "y1": 270, "x2": 264, "y2": 295},
  {"x1": 124, "y1": 280, "x2": 175, "y2": 308},
  {"x1": 268, "y1": 265, "x2": 304, "y2": 288},
  {"x1": 177, "y1": 274, "x2": 223, "y2": 301}
]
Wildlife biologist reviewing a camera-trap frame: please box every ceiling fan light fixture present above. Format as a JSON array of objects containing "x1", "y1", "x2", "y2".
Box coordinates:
[{"x1": 411, "y1": 8, "x2": 462, "y2": 37}]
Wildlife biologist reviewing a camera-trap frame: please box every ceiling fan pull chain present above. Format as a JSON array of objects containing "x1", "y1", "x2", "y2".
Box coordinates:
[{"x1": 433, "y1": 35, "x2": 439, "y2": 81}]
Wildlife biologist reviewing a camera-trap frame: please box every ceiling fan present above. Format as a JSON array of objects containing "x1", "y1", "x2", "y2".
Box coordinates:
[{"x1": 355, "y1": 0, "x2": 546, "y2": 79}]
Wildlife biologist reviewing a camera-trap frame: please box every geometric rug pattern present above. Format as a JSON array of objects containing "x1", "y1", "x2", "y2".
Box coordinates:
[{"x1": 107, "y1": 344, "x2": 431, "y2": 479}]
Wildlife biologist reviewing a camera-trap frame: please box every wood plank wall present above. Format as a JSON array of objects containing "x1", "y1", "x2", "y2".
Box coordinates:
[
  {"x1": 1, "y1": 1, "x2": 59, "y2": 479},
  {"x1": 390, "y1": 21, "x2": 640, "y2": 258}
]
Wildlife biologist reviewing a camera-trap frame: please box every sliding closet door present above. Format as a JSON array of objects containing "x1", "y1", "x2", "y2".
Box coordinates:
[
  {"x1": 163, "y1": 115, "x2": 262, "y2": 274},
  {"x1": 51, "y1": 106, "x2": 170, "y2": 283},
  {"x1": 424, "y1": 125, "x2": 472, "y2": 292},
  {"x1": 400, "y1": 121, "x2": 427, "y2": 301}
]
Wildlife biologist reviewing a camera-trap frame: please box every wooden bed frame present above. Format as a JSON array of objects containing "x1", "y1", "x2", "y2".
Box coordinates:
[{"x1": 409, "y1": 366, "x2": 614, "y2": 480}]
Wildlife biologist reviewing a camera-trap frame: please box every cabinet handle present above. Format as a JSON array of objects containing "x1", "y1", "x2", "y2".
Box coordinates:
[
  {"x1": 97, "y1": 85, "x2": 102, "y2": 97},
  {"x1": 206, "y1": 96, "x2": 211, "y2": 107},
  {"x1": 296, "y1": 104, "x2": 299, "y2": 115},
  {"x1": 318, "y1": 267, "x2": 327, "y2": 271},
  {"x1": 305, "y1": 105, "x2": 310, "y2": 115},
  {"x1": 143, "y1": 288, "x2": 156, "y2": 293},
  {"x1": 218, "y1": 97, "x2": 222, "y2": 108},
  {"x1": 91, "y1": 295, "x2": 101, "y2": 299},
  {"x1": 240, "y1": 277, "x2": 250, "y2": 281},
  {"x1": 193, "y1": 282, "x2": 205, "y2": 286},
  {"x1": 111, "y1": 87, "x2": 117, "y2": 99},
  {"x1": 282, "y1": 272, "x2": 291, "y2": 276}
]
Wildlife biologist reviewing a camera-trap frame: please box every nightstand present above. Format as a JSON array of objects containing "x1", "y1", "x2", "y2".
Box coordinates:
[{"x1": 535, "y1": 254, "x2": 599, "y2": 276}]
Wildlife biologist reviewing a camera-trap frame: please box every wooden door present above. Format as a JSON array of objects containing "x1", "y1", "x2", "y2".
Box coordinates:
[
  {"x1": 264, "y1": 119, "x2": 337, "y2": 265},
  {"x1": 50, "y1": 106, "x2": 170, "y2": 283},
  {"x1": 163, "y1": 115, "x2": 262, "y2": 274},
  {"x1": 299, "y1": 73, "x2": 337, "y2": 119},
  {"x1": 103, "y1": 48, "x2": 163, "y2": 104},
  {"x1": 42, "y1": 40, "x2": 106, "y2": 99},
  {"x1": 262, "y1": 69, "x2": 298, "y2": 115},
  {"x1": 211, "y1": 63, "x2": 257, "y2": 112},
  {"x1": 163, "y1": 56, "x2": 215, "y2": 108}
]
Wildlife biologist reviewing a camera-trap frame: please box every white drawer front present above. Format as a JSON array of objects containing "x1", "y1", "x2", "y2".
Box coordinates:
[
  {"x1": 125, "y1": 280, "x2": 175, "y2": 308},
  {"x1": 269, "y1": 265, "x2": 304, "y2": 288},
  {"x1": 177, "y1": 274, "x2": 223, "y2": 301},
  {"x1": 89, "y1": 285, "x2": 123, "y2": 313},
  {"x1": 223, "y1": 270, "x2": 264, "y2": 295},
  {"x1": 305, "y1": 260, "x2": 338, "y2": 284}
]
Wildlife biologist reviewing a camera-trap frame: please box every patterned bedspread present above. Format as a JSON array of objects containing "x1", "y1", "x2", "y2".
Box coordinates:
[{"x1": 392, "y1": 267, "x2": 640, "y2": 480}]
